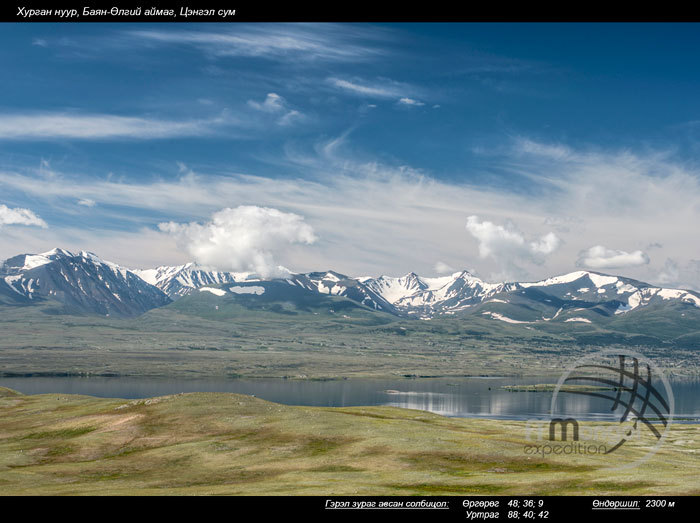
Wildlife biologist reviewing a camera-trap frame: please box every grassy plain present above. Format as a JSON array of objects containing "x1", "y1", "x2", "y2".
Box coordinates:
[
  {"x1": 1, "y1": 302, "x2": 698, "y2": 379},
  {"x1": 0, "y1": 386, "x2": 697, "y2": 495}
]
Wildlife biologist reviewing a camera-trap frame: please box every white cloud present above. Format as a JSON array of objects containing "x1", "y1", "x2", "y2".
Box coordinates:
[
  {"x1": 327, "y1": 77, "x2": 425, "y2": 107},
  {"x1": 277, "y1": 110, "x2": 303, "y2": 126},
  {"x1": 248, "y1": 93, "x2": 286, "y2": 113},
  {"x1": 158, "y1": 206, "x2": 317, "y2": 277},
  {"x1": 0, "y1": 113, "x2": 224, "y2": 140},
  {"x1": 327, "y1": 78, "x2": 402, "y2": 98},
  {"x1": 2, "y1": 135, "x2": 700, "y2": 287},
  {"x1": 0, "y1": 204, "x2": 47, "y2": 228},
  {"x1": 129, "y1": 25, "x2": 385, "y2": 62},
  {"x1": 465, "y1": 216, "x2": 561, "y2": 280},
  {"x1": 434, "y1": 261, "x2": 455, "y2": 274},
  {"x1": 530, "y1": 232, "x2": 561, "y2": 255},
  {"x1": 466, "y1": 216, "x2": 527, "y2": 258},
  {"x1": 514, "y1": 138, "x2": 573, "y2": 160},
  {"x1": 466, "y1": 216, "x2": 560, "y2": 260},
  {"x1": 398, "y1": 97, "x2": 425, "y2": 107},
  {"x1": 77, "y1": 198, "x2": 96, "y2": 207},
  {"x1": 248, "y1": 93, "x2": 303, "y2": 126},
  {"x1": 576, "y1": 245, "x2": 650, "y2": 270}
]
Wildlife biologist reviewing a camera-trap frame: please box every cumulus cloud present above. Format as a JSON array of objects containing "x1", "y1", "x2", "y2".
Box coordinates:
[
  {"x1": 576, "y1": 245, "x2": 650, "y2": 270},
  {"x1": 466, "y1": 215, "x2": 561, "y2": 260},
  {"x1": 530, "y1": 232, "x2": 561, "y2": 255},
  {"x1": 465, "y1": 215, "x2": 561, "y2": 280},
  {"x1": 0, "y1": 204, "x2": 48, "y2": 228},
  {"x1": 467, "y1": 216, "x2": 525, "y2": 258},
  {"x1": 158, "y1": 206, "x2": 317, "y2": 277}
]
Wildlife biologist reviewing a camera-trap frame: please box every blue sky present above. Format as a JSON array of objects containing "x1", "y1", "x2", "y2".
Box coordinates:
[{"x1": 1, "y1": 23, "x2": 700, "y2": 288}]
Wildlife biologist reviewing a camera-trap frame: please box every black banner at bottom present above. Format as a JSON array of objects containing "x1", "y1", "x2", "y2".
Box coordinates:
[
  {"x1": 7, "y1": 495, "x2": 697, "y2": 521},
  {"x1": 318, "y1": 496, "x2": 691, "y2": 521}
]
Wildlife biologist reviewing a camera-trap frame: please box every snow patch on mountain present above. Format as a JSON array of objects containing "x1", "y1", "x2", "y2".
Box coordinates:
[
  {"x1": 22, "y1": 254, "x2": 52, "y2": 271},
  {"x1": 520, "y1": 271, "x2": 590, "y2": 288},
  {"x1": 587, "y1": 273, "x2": 618, "y2": 287},
  {"x1": 364, "y1": 273, "x2": 427, "y2": 303},
  {"x1": 565, "y1": 317, "x2": 592, "y2": 323},
  {"x1": 199, "y1": 287, "x2": 227, "y2": 296},
  {"x1": 483, "y1": 311, "x2": 530, "y2": 324},
  {"x1": 230, "y1": 285, "x2": 265, "y2": 295}
]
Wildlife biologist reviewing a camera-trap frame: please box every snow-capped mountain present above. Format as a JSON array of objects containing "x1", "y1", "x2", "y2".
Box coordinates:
[
  {"x1": 0, "y1": 248, "x2": 171, "y2": 317},
  {"x1": 323, "y1": 268, "x2": 699, "y2": 323},
  {"x1": 286, "y1": 271, "x2": 398, "y2": 314},
  {"x1": 515, "y1": 270, "x2": 700, "y2": 319},
  {"x1": 2, "y1": 248, "x2": 699, "y2": 328},
  {"x1": 362, "y1": 271, "x2": 518, "y2": 317},
  {"x1": 132, "y1": 263, "x2": 251, "y2": 298},
  {"x1": 129, "y1": 260, "x2": 700, "y2": 322}
]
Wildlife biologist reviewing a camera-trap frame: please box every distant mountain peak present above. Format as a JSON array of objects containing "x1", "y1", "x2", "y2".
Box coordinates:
[
  {"x1": 0, "y1": 248, "x2": 170, "y2": 316},
  {"x1": 40, "y1": 247, "x2": 73, "y2": 257},
  {"x1": 131, "y1": 263, "x2": 250, "y2": 298}
]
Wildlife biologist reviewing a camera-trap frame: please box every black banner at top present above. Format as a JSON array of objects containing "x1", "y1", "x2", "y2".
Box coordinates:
[{"x1": 3, "y1": 3, "x2": 700, "y2": 23}]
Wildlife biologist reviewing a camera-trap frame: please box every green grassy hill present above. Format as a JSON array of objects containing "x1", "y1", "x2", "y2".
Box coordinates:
[{"x1": 1, "y1": 388, "x2": 698, "y2": 495}]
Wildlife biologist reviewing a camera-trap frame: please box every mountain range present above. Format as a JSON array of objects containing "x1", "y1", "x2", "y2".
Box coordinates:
[{"x1": 1, "y1": 248, "x2": 699, "y2": 345}]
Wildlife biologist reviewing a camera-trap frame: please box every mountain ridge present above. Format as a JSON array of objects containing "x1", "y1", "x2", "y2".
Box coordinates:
[
  {"x1": 0, "y1": 248, "x2": 171, "y2": 317},
  {"x1": 2, "y1": 248, "x2": 699, "y2": 328}
]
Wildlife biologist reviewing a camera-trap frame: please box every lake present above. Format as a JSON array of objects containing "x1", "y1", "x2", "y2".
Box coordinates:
[{"x1": 2, "y1": 375, "x2": 698, "y2": 422}]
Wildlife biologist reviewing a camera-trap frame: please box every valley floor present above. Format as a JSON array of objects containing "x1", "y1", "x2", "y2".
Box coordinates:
[
  {"x1": 0, "y1": 387, "x2": 698, "y2": 495},
  {"x1": 2, "y1": 306, "x2": 699, "y2": 380}
]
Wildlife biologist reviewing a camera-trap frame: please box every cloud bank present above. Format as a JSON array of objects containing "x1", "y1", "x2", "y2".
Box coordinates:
[{"x1": 2, "y1": 136, "x2": 700, "y2": 289}]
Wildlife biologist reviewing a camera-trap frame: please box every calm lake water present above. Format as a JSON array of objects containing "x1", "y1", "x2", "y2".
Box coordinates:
[{"x1": 2, "y1": 375, "x2": 698, "y2": 422}]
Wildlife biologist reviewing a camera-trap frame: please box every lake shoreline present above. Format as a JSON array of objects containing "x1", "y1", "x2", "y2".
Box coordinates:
[{"x1": 2, "y1": 374, "x2": 696, "y2": 423}]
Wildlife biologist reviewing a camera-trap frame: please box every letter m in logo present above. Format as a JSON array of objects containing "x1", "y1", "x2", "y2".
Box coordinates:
[{"x1": 549, "y1": 418, "x2": 579, "y2": 441}]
